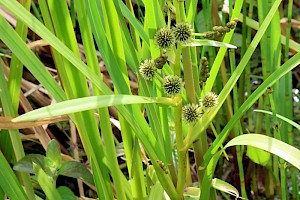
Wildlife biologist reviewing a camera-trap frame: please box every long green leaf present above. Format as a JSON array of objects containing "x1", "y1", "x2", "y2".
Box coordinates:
[
  {"x1": 0, "y1": 46, "x2": 35, "y2": 199},
  {"x1": 205, "y1": 50, "x2": 300, "y2": 161},
  {"x1": 33, "y1": 163, "x2": 62, "y2": 200},
  {"x1": 183, "y1": 39, "x2": 237, "y2": 48},
  {"x1": 13, "y1": 95, "x2": 175, "y2": 122},
  {"x1": 200, "y1": 133, "x2": 300, "y2": 199},
  {"x1": 225, "y1": 134, "x2": 300, "y2": 170},
  {"x1": 254, "y1": 109, "x2": 300, "y2": 130},
  {"x1": 204, "y1": 0, "x2": 244, "y2": 91},
  {"x1": 0, "y1": 15, "x2": 66, "y2": 102},
  {"x1": 211, "y1": 178, "x2": 239, "y2": 198},
  {"x1": 118, "y1": 0, "x2": 149, "y2": 48},
  {"x1": 0, "y1": 2, "x2": 176, "y2": 197},
  {"x1": 0, "y1": 151, "x2": 29, "y2": 200},
  {"x1": 187, "y1": 0, "x2": 282, "y2": 147}
]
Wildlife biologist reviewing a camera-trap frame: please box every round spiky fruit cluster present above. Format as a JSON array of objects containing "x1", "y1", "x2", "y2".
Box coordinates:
[
  {"x1": 201, "y1": 92, "x2": 219, "y2": 108},
  {"x1": 173, "y1": 22, "x2": 193, "y2": 44},
  {"x1": 154, "y1": 27, "x2": 175, "y2": 49},
  {"x1": 139, "y1": 59, "x2": 157, "y2": 80},
  {"x1": 182, "y1": 104, "x2": 201, "y2": 124},
  {"x1": 163, "y1": 75, "x2": 183, "y2": 96}
]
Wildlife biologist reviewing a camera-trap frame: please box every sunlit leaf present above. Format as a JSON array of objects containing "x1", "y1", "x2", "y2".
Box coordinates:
[
  {"x1": 13, "y1": 95, "x2": 176, "y2": 122},
  {"x1": 225, "y1": 134, "x2": 300, "y2": 170},
  {"x1": 212, "y1": 178, "x2": 239, "y2": 198},
  {"x1": 182, "y1": 39, "x2": 237, "y2": 48},
  {"x1": 247, "y1": 146, "x2": 271, "y2": 167},
  {"x1": 254, "y1": 109, "x2": 300, "y2": 130},
  {"x1": 46, "y1": 140, "x2": 62, "y2": 169},
  {"x1": 33, "y1": 163, "x2": 62, "y2": 200}
]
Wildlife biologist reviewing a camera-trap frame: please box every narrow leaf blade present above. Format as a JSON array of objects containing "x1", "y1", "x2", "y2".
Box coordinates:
[
  {"x1": 183, "y1": 39, "x2": 237, "y2": 48},
  {"x1": 225, "y1": 134, "x2": 300, "y2": 170},
  {"x1": 33, "y1": 163, "x2": 62, "y2": 200}
]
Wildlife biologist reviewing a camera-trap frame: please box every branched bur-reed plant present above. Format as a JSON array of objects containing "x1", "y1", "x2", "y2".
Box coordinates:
[{"x1": 0, "y1": 0, "x2": 300, "y2": 200}]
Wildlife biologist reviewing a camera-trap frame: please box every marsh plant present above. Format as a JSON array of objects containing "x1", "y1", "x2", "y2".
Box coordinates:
[{"x1": 0, "y1": 0, "x2": 299, "y2": 200}]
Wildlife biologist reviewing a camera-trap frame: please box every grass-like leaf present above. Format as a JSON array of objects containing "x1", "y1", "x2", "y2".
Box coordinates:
[
  {"x1": 33, "y1": 163, "x2": 62, "y2": 200},
  {"x1": 13, "y1": 95, "x2": 175, "y2": 122},
  {"x1": 0, "y1": 151, "x2": 29, "y2": 200},
  {"x1": 225, "y1": 134, "x2": 300, "y2": 170},
  {"x1": 212, "y1": 178, "x2": 239, "y2": 198},
  {"x1": 182, "y1": 39, "x2": 237, "y2": 48},
  {"x1": 118, "y1": 0, "x2": 149, "y2": 48},
  {"x1": 254, "y1": 109, "x2": 300, "y2": 130}
]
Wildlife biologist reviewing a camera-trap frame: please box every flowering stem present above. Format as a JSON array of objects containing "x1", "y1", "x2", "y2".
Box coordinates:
[
  {"x1": 173, "y1": 98, "x2": 186, "y2": 197},
  {"x1": 192, "y1": 32, "x2": 206, "y2": 37}
]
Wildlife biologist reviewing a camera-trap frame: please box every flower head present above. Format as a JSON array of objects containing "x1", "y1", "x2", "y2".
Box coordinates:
[
  {"x1": 154, "y1": 27, "x2": 175, "y2": 49},
  {"x1": 163, "y1": 75, "x2": 183, "y2": 96},
  {"x1": 201, "y1": 92, "x2": 219, "y2": 108},
  {"x1": 139, "y1": 59, "x2": 156, "y2": 80},
  {"x1": 182, "y1": 104, "x2": 201, "y2": 123},
  {"x1": 173, "y1": 22, "x2": 193, "y2": 44}
]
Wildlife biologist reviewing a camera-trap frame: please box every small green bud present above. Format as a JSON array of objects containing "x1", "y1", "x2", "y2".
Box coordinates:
[
  {"x1": 224, "y1": 26, "x2": 230, "y2": 33},
  {"x1": 226, "y1": 21, "x2": 237, "y2": 29},
  {"x1": 201, "y1": 57, "x2": 208, "y2": 63},
  {"x1": 203, "y1": 31, "x2": 215, "y2": 38},
  {"x1": 154, "y1": 49, "x2": 168, "y2": 69},
  {"x1": 233, "y1": 18, "x2": 239, "y2": 23}
]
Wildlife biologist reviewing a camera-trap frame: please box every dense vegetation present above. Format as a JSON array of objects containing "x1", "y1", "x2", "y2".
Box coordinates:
[{"x1": 0, "y1": 0, "x2": 300, "y2": 199}]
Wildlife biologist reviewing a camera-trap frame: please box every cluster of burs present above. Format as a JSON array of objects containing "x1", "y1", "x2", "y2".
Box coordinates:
[{"x1": 138, "y1": 15, "x2": 237, "y2": 123}]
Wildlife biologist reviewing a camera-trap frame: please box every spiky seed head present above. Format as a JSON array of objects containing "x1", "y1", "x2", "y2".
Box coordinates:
[
  {"x1": 173, "y1": 22, "x2": 193, "y2": 44},
  {"x1": 182, "y1": 104, "x2": 201, "y2": 123},
  {"x1": 154, "y1": 27, "x2": 175, "y2": 49},
  {"x1": 139, "y1": 59, "x2": 157, "y2": 80},
  {"x1": 201, "y1": 92, "x2": 219, "y2": 108},
  {"x1": 163, "y1": 75, "x2": 183, "y2": 96}
]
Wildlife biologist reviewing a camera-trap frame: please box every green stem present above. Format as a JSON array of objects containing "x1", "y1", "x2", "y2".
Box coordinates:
[
  {"x1": 182, "y1": 48, "x2": 196, "y2": 103},
  {"x1": 101, "y1": 1, "x2": 146, "y2": 199},
  {"x1": 229, "y1": 48, "x2": 247, "y2": 199},
  {"x1": 268, "y1": 89, "x2": 287, "y2": 200},
  {"x1": 209, "y1": 123, "x2": 228, "y2": 160},
  {"x1": 174, "y1": 96, "x2": 186, "y2": 197},
  {"x1": 2, "y1": 1, "x2": 35, "y2": 198},
  {"x1": 125, "y1": 0, "x2": 142, "y2": 51}
]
